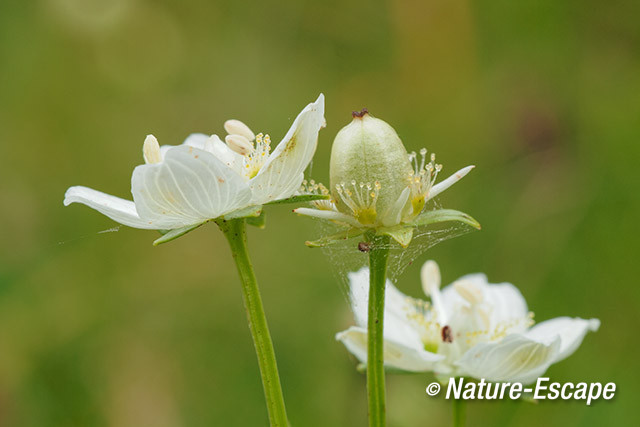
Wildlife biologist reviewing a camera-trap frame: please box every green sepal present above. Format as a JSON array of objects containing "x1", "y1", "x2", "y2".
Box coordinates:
[
  {"x1": 265, "y1": 194, "x2": 330, "y2": 206},
  {"x1": 246, "y1": 210, "x2": 266, "y2": 229},
  {"x1": 305, "y1": 227, "x2": 364, "y2": 248},
  {"x1": 378, "y1": 226, "x2": 414, "y2": 248},
  {"x1": 223, "y1": 205, "x2": 262, "y2": 220},
  {"x1": 154, "y1": 222, "x2": 206, "y2": 246},
  {"x1": 411, "y1": 209, "x2": 481, "y2": 230}
]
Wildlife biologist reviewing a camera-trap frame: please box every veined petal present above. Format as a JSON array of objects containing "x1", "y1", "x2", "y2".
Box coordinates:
[
  {"x1": 525, "y1": 317, "x2": 600, "y2": 363},
  {"x1": 182, "y1": 133, "x2": 212, "y2": 150},
  {"x1": 456, "y1": 334, "x2": 560, "y2": 384},
  {"x1": 64, "y1": 186, "x2": 157, "y2": 229},
  {"x1": 337, "y1": 326, "x2": 444, "y2": 372},
  {"x1": 132, "y1": 145, "x2": 252, "y2": 229},
  {"x1": 250, "y1": 94, "x2": 325, "y2": 204},
  {"x1": 428, "y1": 165, "x2": 474, "y2": 200}
]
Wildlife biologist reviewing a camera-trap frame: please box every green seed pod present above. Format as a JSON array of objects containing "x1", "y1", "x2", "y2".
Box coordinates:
[{"x1": 330, "y1": 109, "x2": 412, "y2": 227}]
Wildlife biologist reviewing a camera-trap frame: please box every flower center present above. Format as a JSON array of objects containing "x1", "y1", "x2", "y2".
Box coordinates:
[
  {"x1": 242, "y1": 133, "x2": 271, "y2": 179},
  {"x1": 224, "y1": 119, "x2": 272, "y2": 179},
  {"x1": 407, "y1": 149, "x2": 442, "y2": 215},
  {"x1": 403, "y1": 297, "x2": 443, "y2": 351},
  {"x1": 335, "y1": 180, "x2": 381, "y2": 225},
  {"x1": 405, "y1": 278, "x2": 535, "y2": 358}
]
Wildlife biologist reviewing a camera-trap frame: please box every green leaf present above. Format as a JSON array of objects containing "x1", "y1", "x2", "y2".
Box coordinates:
[
  {"x1": 379, "y1": 226, "x2": 414, "y2": 248},
  {"x1": 265, "y1": 194, "x2": 330, "y2": 206},
  {"x1": 153, "y1": 222, "x2": 206, "y2": 246},
  {"x1": 223, "y1": 205, "x2": 262, "y2": 219},
  {"x1": 412, "y1": 209, "x2": 481, "y2": 230},
  {"x1": 305, "y1": 228, "x2": 364, "y2": 248},
  {"x1": 246, "y1": 210, "x2": 266, "y2": 229}
]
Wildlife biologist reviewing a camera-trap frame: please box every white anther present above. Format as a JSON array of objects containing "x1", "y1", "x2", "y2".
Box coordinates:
[
  {"x1": 143, "y1": 134, "x2": 162, "y2": 164},
  {"x1": 224, "y1": 119, "x2": 255, "y2": 141},
  {"x1": 225, "y1": 134, "x2": 254, "y2": 155}
]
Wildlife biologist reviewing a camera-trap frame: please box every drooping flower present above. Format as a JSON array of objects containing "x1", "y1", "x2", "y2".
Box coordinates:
[
  {"x1": 337, "y1": 261, "x2": 600, "y2": 384},
  {"x1": 64, "y1": 94, "x2": 325, "y2": 243},
  {"x1": 294, "y1": 109, "x2": 478, "y2": 247}
]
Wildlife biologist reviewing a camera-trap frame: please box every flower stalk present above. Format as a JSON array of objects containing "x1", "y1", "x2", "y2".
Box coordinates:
[
  {"x1": 218, "y1": 218, "x2": 288, "y2": 426},
  {"x1": 366, "y1": 232, "x2": 391, "y2": 427},
  {"x1": 452, "y1": 396, "x2": 466, "y2": 427}
]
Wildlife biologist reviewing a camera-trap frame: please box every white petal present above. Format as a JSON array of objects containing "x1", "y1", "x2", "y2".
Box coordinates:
[
  {"x1": 525, "y1": 317, "x2": 600, "y2": 363},
  {"x1": 348, "y1": 267, "x2": 425, "y2": 350},
  {"x1": 441, "y1": 273, "x2": 529, "y2": 331},
  {"x1": 206, "y1": 135, "x2": 245, "y2": 174},
  {"x1": 64, "y1": 186, "x2": 156, "y2": 229},
  {"x1": 159, "y1": 133, "x2": 211, "y2": 159},
  {"x1": 336, "y1": 326, "x2": 444, "y2": 372},
  {"x1": 456, "y1": 334, "x2": 560, "y2": 384},
  {"x1": 293, "y1": 207, "x2": 361, "y2": 227},
  {"x1": 428, "y1": 165, "x2": 474, "y2": 200},
  {"x1": 131, "y1": 145, "x2": 252, "y2": 229},
  {"x1": 249, "y1": 94, "x2": 325, "y2": 204}
]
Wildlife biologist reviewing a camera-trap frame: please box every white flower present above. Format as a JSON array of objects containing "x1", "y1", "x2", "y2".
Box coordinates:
[
  {"x1": 337, "y1": 261, "x2": 599, "y2": 384},
  {"x1": 64, "y1": 94, "x2": 325, "y2": 234}
]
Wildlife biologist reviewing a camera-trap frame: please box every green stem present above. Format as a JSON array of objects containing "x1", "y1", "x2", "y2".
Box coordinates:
[
  {"x1": 452, "y1": 396, "x2": 466, "y2": 427},
  {"x1": 367, "y1": 233, "x2": 391, "y2": 427},
  {"x1": 218, "y1": 218, "x2": 289, "y2": 427}
]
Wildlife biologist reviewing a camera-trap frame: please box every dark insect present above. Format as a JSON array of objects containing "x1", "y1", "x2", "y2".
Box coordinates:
[
  {"x1": 441, "y1": 325, "x2": 453, "y2": 343},
  {"x1": 358, "y1": 241, "x2": 371, "y2": 253},
  {"x1": 352, "y1": 108, "x2": 369, "y2": 118}
]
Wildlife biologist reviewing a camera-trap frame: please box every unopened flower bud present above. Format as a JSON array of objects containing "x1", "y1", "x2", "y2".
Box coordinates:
[{"x1": 330, "y1": 110, "x2": 412, "y2": 226}]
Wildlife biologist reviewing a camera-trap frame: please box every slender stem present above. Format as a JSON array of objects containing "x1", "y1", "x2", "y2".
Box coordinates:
[
  {"x1": 452, "y1": 396, "x2": 466, "y2": 427},
  {"x1": 367, "y1": 233, "x2": 391, "y2": 427},
  {"x1": 218, "y1": 218, "x2": 289, "y2": 426}
]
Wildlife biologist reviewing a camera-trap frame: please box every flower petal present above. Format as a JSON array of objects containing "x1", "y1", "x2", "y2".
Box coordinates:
[
  {"x1": 132, "y1": 145, "x2": 252, "y2": 229},
  {"x1": 250, "y1": 94, "x2": 325, "y2": 204},
  {"x1": 441, "y1": 274, "x2": 529, "y2": 331},
  {"x1": 525, "y1": 317, "x2": 600, "y2": 363},
  {"x1": 206, "y1": 134, "x2": 245, "y2": 174},
  {"x1": 64, "y1": 186, "x2": 156, "y2": 229},
  {"x1": 336, "y1": 326, "x2": 444, "y2": 372},
  {"x1": 159, "y1": 133, "x2": 211, "y2": 159},
  {"x1": 348, "y1": 268, "x2": 425, "y2": 350},
  {"x1": 456, "y1": 334, "x2": 560, "y2": 384}
]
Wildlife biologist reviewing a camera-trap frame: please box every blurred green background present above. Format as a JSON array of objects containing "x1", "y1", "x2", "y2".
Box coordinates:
[{"x1": 1, "y1": 0, "x2": 639, "y2": 426}]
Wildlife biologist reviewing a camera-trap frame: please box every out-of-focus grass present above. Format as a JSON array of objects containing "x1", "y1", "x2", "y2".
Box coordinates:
[{"x1": 0, "y1": 0, "x2": 638, "y2": 426}]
